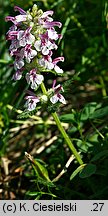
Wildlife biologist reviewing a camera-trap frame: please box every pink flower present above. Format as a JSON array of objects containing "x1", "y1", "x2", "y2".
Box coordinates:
[
  {"x1": 24, "y1": 44, "x2": 37, "y2": 63},
  {"x1": 47, "y1": 28, "x2": 62, "y2": 40},
  {"x1": 42, "y1": 21, "x2": 62, "y2": 29},
  {"x1": 5, "y1": 15, "x2": 27, "y2": 25},
  {"x1": 25, "y1": 94, "x2": 40, "y2": 111},
  {"x1": 17, "y1": 27, "x2": 35, "y2": 47},
  {"x1": 39, "y1": 55, "x2": 64, "y2": 73},
  {"x1": 50, "y1": 80, "x2": 66, "y2": 104},
  {"x1": 38, "y1": 10, "x2": 62, "y2": 29},
  {"x1": 38, "y1": 10, "x2": 54, "y2": 25},
  {"x1": 40, "y1": 11, "x2": 54, "y2": 19},
  {"x1": 52, "y1": 57, "x2": 64, "y2": 73},
  {"x1": 14, "y1": 6, "x2": 26, "y2": 15},
  {"x1": 38, "y1": 53, "x2": 54, "y2": 70},
  {"x1": 26, "y1": 69, "x2": 44, "y2": 89},
  {"x1": 12, "y1": 69, "x2": 23, "y2": 80},
  {"x1": 13, "y1": 48, "x2": 25, "y2": 70},
  {"x1": 6, "y1": 25, "x2": 18, "y2": 40},
  {"x1": 14, "y1": 57, "x2": 24, "y2": 70},
  {"x1": 34, "y1": 32, "x2": 57, "y2": 55},
  {"x1": 9, "y1": 39, "x2": 20, "y2": 56},
  {"x1": 5, "y1": 5, "x2": 65, "y2": 108}
]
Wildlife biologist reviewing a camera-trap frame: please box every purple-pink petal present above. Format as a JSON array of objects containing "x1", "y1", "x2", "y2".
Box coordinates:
[
  {"x1": 41, "y1": 10, "x2": 54, "y2": 18},
  {"x1": 53, "y1": 57, "x2": 64, "y2": 64},
  {"x1": 43, "y1": 21, "x2": 62, "y2": 29},
  {"x1": 5, "y1": 16, "x2": 15, "y2": 22},
  {"x1": 8, "y1": 31, "x2": 18, "y2": 36},
  {"x1": 52, "y1": 80, "x2": 56, "y2": 89},
  {"x1": 14, "y1": 6, "x2": 26, "y2": 15}
]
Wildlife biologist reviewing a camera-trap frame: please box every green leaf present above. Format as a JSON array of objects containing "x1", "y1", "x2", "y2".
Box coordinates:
[
  {"x1": 76, "y1": 139, "x2": 93, "y2": 153},
  {"x1": 79, "y1": 163, "x2": 96, "y2": 178},
  {"x1": 89, "y1": 106, "x2": 108, "y2": 119},
  {"x1": 60, "y1": 113, "x2": 75, "y2": 123},
  {"x1": 17, "y1": 110, "x2": 36, "y2": 119},
  {"x1": 90, "y1": 150, "x2": 108, "y2": 162},
  {"x1": 80, "y1": 102, "x2": 97, "y2": 121},
  {"x1": 70, "y1": 164, "x2": 86, "y2": 181},
  {"x1": 26, "y1": 191, "x2": 40, "y2": 196},
  {"x1": 25, "y1": 152, "x2": 51, "y2": 182},
  {"x1": 26, "y1": 190, "x2": 57, "y2": 198},
  {"x1": 33, "y1": 160, "x2": 51, "y2": 182}
]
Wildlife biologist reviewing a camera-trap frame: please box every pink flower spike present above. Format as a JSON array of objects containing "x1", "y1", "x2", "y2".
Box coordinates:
[{"x1": 14, "y1": 6, "x2": 26, "y2": 15}]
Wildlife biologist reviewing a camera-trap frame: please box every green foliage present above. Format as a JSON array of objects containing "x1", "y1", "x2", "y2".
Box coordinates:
[
  {"x1": 70, "y1": 164, "x2": 86, "y2": 181},
  {"x1": 17, "y1": 109, "x2": 40, "y2": 119},
  {"x1": 90, "y1": 106, "x2": 108, "y2": 119},
  {"x1": 90, "y1": 150, "x2": 108, "y2": 162},
  {"x1": 79, "y1": 164, "x2": 97, "y2": 178},
  {"x1": 32, "y1": 159, "x2": 51, "y2": 182}
]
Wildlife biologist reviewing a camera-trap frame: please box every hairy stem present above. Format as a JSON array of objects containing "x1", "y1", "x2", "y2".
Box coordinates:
[{"x1": 40, "y1": 82, "x2": 84, "y2": 165}]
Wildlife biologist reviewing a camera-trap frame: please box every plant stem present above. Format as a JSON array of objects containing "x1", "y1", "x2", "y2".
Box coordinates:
[
  {"x1": 41, "y1": 82, "x2": 47, "y2": 95},
  {"x1": 99, "y1": 76, "x2": 107, "y2": 97},
  {"x1": 40, "y1": 82, "x2": 83, "y2": 165},
  {"x1": 52, "y1": 112, "x2": 83, "y2": 165}
]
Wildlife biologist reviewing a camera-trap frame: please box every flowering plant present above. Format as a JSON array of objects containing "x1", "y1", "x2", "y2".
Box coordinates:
[
  {"x1": 5, "y1": 5, "x2": 65, "y2": 111},
  {"x1": 5, "y1": 5, "x2": 84, "y2": 179}
]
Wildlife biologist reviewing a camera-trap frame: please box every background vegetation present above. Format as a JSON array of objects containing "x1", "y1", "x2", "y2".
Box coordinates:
[{"x1": 0, "y1": 0, "x2": 108, "y2": 199}]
